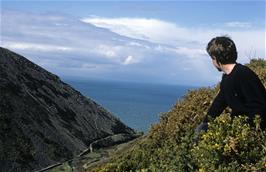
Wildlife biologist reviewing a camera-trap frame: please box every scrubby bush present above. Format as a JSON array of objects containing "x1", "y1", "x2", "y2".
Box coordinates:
[
  {"x1": 247, "y1": 58, "x2": 266, "y2": 87},
  {"x1": 91, "y1": 59, "x2": 266, "y2": 172},
  {"x1": 192, "y1": 114, "x2": 266, "y2": 171}
]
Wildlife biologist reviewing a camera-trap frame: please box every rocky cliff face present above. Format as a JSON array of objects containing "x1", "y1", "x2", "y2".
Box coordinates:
[{"x1": 0, "y1": 47, "x2": 136, "y2": 171}]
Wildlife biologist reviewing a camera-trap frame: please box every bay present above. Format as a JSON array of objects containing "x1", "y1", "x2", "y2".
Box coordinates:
[{"x1": 65, "y1": 79, "x2": 195, "y2": 133}]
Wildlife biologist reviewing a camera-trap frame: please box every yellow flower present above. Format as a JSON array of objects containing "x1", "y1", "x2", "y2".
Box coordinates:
[
  {"x1": 201, "y1": 134, "x2": 208, "y2": 140},
  {"x1": 212, "y1": 143, "x2": 220, "y2": 150},
  {"x1": 199, "y1": 168, "x2": 204, "y2": 172}
]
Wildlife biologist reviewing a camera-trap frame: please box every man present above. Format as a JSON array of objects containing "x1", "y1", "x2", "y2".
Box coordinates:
[{"x1": 196, "y1": 36, "x2": 266, "y2": 132}]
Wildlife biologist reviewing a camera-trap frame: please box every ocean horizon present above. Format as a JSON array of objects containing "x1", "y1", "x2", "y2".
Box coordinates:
[{"x1": 65, "y1": 79, "x2": 197, "y2": 133}]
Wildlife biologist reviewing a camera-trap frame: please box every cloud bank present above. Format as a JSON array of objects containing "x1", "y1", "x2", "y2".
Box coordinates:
[
  {"x1": 82, "y1": 16, "x2": 265, "y2": 61},
  {"x1": 1, "y1": 10, "x2": 265, "y2": 86}
]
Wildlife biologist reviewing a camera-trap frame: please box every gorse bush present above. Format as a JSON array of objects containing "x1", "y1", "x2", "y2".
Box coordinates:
[
  {"x1": 247, "y1": 58, "x2": 266, "y2": 87},
  {"x1": 91, "y1": 59, "x2": 266, "y2": 172},
  {"x1": 192, "y1": 114, "x2": 266, "y2": 172}
]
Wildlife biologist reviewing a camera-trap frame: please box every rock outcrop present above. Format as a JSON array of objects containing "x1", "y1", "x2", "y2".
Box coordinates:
[{"x1": 0, "y1": 47, "x2": 136, "y2": 172}]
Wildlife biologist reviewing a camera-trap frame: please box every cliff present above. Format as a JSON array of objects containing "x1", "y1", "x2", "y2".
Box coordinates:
[{"x1": 0, "y1": 47, "x2": 136, "y2": 171}]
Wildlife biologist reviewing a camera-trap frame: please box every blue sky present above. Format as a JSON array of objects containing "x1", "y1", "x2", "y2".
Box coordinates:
[
  {"x1": 2, "y1": 1, "x2": 265, "y2": 27},
  {"x1": 1, "y1": 1, "x2": 265, "y2": 86}
]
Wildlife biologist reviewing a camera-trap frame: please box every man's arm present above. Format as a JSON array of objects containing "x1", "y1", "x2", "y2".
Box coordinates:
[
  {"x1": 202, "y1": 88, "x2": 227, "y2": 124},
  {"x1": 195, "y1": 89, "x2": 227, "y2": 135},
  {"x1": 207, "y1": 89, "x2": 227, "y2": 118}
]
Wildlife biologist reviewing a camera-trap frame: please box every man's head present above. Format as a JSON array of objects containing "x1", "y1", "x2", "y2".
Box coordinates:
[{"x1": 206, "y1": 36, "x2": 237, "y2": 71}]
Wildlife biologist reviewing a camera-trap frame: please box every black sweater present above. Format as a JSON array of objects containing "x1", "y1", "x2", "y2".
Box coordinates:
[{"x1": 207, "y1": 63, "x2": 266, "y2": 127}]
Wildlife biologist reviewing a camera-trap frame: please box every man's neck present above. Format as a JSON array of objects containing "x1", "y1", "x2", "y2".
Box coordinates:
[{"x1": 221, "y1": 63, "x2": 236, "y2": 75}]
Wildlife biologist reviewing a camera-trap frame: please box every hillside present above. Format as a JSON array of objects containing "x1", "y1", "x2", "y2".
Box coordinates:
[
  {"x1": 90, "y1": 59, "x2": 266, "y2": 172},
  {"x1": 0, "y1": 47, "x2": 138, "y2": 172}
]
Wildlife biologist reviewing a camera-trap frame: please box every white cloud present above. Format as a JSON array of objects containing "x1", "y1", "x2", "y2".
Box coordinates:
[
  {"x1": 81, "y1": 17, "x2": 192, "y2": 45},
  {"x1": 82, "y1": 16, "x2": 265, "y2": 60},
  {"x1": 123, "y1": 55, "x2": 137, "y2": 65},
  {"x1": 127, "y1": 41, "x2": 151, "y2": 49},
  {"x1": 81, "y1": 63, "x2": 97, "y2": 69},
  {"x1": 96, "y1": 44, "x2": 118, "y2": 58},
  {"x1": 174, "y1": 47, "x2": 207, "y2": 58},
  {"x1": 225, "y1": 21, "x2": 252, "y2": 28},
  {"x1": 3, "y1": 42, "x2": 72, "y2": 52}
]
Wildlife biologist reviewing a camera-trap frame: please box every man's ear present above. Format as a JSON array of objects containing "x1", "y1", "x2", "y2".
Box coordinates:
[{"x1": 214, "y1": 57, "x2": 222, "y2": 66}]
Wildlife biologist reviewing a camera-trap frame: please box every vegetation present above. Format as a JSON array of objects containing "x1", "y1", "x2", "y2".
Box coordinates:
[
  {"x1": 192, "y1": 114, "x2": 266, "y2": 171},
  {"x1": 91, "y1": 59, "x2": 266, "y2": 172}
]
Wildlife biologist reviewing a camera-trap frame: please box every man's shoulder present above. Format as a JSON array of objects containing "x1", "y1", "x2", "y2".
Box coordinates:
[
  {"x1": 235, "y1": 63, "x2": 255, "y2": 75},
  {"x1": 234, "y1": 63, "x2": 260, "y2": 83},
  {"x1": 221, "y1": 63, "x2": 256, "y2": 82}
]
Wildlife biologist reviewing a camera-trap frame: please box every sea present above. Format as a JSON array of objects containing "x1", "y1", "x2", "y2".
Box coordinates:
[{"x1": 65, "y1": 79, "x2": 196, "y2": 133}]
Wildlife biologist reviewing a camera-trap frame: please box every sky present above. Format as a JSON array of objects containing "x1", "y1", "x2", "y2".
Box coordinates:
[{"x1": 1, "y1": 0, "x2": 265, "y2": 86}]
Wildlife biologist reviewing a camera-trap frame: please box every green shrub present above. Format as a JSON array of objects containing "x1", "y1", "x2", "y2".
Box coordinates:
[{"x1": 192, "y1": 114, "x2": 266, "y2": 172}]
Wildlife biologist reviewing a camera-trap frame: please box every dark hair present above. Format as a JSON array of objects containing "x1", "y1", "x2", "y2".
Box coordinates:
[{"x1": 206, "y1": 36, "x2": 237, "y2": 64}]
